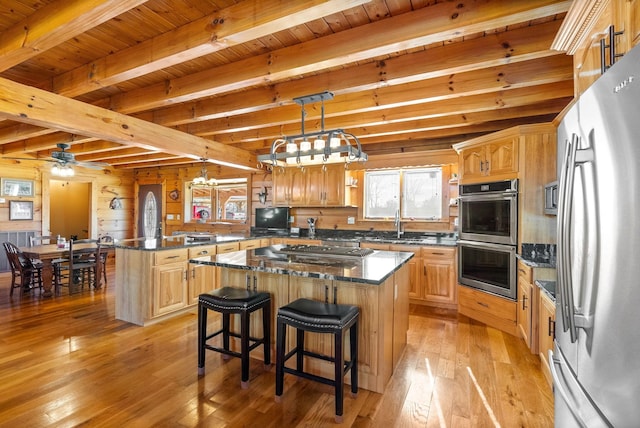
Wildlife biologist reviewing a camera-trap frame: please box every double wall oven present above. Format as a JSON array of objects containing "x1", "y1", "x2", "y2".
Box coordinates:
[{"x1": 458, "y1": 179, "x2": 518, "y2": 300}]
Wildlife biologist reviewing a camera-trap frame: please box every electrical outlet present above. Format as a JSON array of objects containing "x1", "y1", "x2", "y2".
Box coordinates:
[
  {"x1": 347, "y1": 216, "x2": 355, "y2": 224},
  {"x1": 289, "y1": 216, "x2": 295, "y2": 223},
  {"x1": 167, "y1": 214, "x2": 174, "y2": 220},
  {"x1": 177, "y1": 214, "x2": 180, "y2": 220}
]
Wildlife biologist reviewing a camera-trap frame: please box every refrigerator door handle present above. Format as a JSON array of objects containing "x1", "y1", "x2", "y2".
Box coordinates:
[{"x1": 558, "y1": 134, "x2": 578, "y2": 341}]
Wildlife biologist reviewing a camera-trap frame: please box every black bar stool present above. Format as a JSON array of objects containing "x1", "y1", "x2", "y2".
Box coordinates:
[
  {"x1": 275, "y1": 298, "x2": 359, "y2": 423},
  {"x1": 197, "y1": 286, "x2": 271, "y2": 388}
]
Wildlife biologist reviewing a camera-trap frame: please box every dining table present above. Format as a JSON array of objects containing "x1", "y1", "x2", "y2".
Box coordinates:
[{"x1": 19, "y1": 242, "x2": 104, "y2": 297}]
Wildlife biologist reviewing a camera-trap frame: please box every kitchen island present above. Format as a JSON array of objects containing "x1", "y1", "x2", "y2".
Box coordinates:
[{"x1": 191, "y1": 244, "x2": 413, "y2": 393}]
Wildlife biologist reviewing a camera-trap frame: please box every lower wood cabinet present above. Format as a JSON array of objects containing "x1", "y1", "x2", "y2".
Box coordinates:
[
  {"x1": 458, "y1": 285, "x2": 517, "y2": 336},
  {"x1": 152, "y1": 259, "x2": 188, "y2": 317},
  {"x1": 188, "y1": 245, "x2": 218, "y2": 305},
  {"x1": 421, "y1": 246, "x2": 457, "y2": 308},
  {"x1": 517, "y1": 261, "x2": 534, "y2": 350},
  {"x1": 538, "y1": 291, "x2": 556, "y2": 386}
]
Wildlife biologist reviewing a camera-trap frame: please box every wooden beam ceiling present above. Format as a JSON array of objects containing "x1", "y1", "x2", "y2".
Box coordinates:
[{"x1": 0, "y1": 0, "x2": 574, "y2": 172}]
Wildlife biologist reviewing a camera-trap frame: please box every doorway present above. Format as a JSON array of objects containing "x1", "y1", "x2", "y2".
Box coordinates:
[
  {"x1": 137, "y1": 184, "x2": 163, "y2": 239},
  {"x1": 50, "y1": 180, "x2": 91, "y2": 240}
]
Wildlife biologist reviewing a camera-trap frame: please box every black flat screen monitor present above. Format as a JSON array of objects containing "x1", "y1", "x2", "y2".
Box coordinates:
[{"x1": 255, "y1": 207, "x2": 289, "y2": 232}]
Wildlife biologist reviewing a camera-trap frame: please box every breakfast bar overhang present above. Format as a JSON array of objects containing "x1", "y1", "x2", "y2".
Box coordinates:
[{"x1": 191, "y1": 244, "x2": 414, "y2": 393}]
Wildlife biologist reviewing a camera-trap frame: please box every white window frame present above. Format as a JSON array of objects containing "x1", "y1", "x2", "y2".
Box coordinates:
[{"x1": 364, "y1": 167, "x2": 443, "y2": 220}]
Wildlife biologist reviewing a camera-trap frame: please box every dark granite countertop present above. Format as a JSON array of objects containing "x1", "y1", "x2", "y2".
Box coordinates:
[
  {"x1": 112, "y1": 234, "x2": 250, "y2": 250},
  {"x1": 190, "y1": 244, "x2": 414, "y2": 286},
  {"x1": 535, "y1": 279, "x2": 556, "y2": 302},
  {"x1": 112, "y1": 231, "x2": 458, "y2": 251}
]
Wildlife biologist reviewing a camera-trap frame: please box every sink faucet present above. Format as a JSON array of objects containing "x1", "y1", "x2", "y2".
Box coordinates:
[{"x1": 394, "y1": 209, "x2": 404, "y2": 239}]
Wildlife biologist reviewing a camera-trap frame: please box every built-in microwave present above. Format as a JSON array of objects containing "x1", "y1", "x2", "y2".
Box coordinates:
[
  {"x1": 458, "y1": 179, "x2": 518, "y2": 246},
  {"x1": 544, "y1": 181, "x2": 558, "y2": 215}
]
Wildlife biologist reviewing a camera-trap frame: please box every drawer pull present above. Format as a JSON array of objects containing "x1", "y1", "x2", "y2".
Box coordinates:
[
  {"x1": 477, "y1": 301, "x2": 489, "y2": 308},
  {"x1": 199, "y1": 250, "x2": 209, "y2": 255},
  {"x1": 166, "y1": 255, "x2": 180, "y2": 259},
  {"x1": 432, "y1": 252, "x2": 444, "y2": 256}
]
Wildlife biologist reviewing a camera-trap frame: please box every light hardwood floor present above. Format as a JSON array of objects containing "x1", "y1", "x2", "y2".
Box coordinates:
[{"x1": 0, "y1": 263, "x2": 553, "y2": 427}]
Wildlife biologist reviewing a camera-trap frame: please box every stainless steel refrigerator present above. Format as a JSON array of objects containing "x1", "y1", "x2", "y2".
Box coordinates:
[{"x1": 553, "y1": 42, "x2": 640, "y2": 427}]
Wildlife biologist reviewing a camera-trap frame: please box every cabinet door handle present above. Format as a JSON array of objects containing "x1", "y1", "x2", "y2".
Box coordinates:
[
  {"x1": 477, "y1": 301, "x2": 489, "y2": 308},
  {"x1": 324, "y1": 284, "x2": 329, "y2": 303},
  {"x1": 423, "y1": 266, "x2": 426, "y2": 275},
  {"x1": 184, "y1": 270, "x2": 188, "y2": 281},
  {"x1": 191, "y1": 268, "x2": 196, "y2": 279},
  {"x1": 479, "y1": 161, "x2": 484, "y2": 172},
  {"x1": 253, "y1": 275, "x2": 257, "y2": 292},
  {"x1": 549, "y1": 317, "x2": 556, "y2": 338},
  {"x1": 522, "y1": 294, "x2": 528, "y2": 310},
  {"x1": 333, "y1": 285, "x2": 338, "y2": 304},
  {"x1": 246, "y1": 273, "x2": 251, "y2": 290}
]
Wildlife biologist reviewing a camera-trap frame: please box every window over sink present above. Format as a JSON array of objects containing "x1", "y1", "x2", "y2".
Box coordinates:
[{"x1": 364, "y1": 167, "x2": 442, "y2": 220}]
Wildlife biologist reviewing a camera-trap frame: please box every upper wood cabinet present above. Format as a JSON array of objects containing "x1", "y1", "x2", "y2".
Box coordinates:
[
  {"x1": 272, "y1": 164, "x2": 353, "y2": 207},
  {"x1": 458, "y1": 138, "x2": 518, "y2": 183},
  {"x1": 454, "y1": 123, "x2": 557, "y2": 248},
  {"x1": 552, "y1": 0, "x2": 640, "y2": 95}
]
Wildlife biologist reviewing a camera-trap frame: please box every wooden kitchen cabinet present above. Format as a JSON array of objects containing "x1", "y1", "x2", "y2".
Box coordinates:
[
  {"x1": 458, "y1": 285, "x2": 517, "y2": 336},
  {"x1": 538, "y1": 291, "x2": 556, "y2": 387},
  {"x1": 151, "y1": 248, "x2": 189, "y2": 318},
  {"x1": 517, "y1": 260, "x2": 534, "y2": 350},
  {"x1": 273, "y1": 164, "x2": 352, "y2": 207},
  {"x1": 457, "y1": 137, "x2": 518, "y2": 183},
  {"x1": 421, "y1": 246, "x2": 457, "y2": 308},
  {"x1": 187, "y1": 245, "x2": 217, "y2": 305},
  {"x1": 553, "y1": 0, "x2": 639, "y2": 96},
  {"x1": 272, "y1": 166, "x2": 306, "y2": 206},
  {"x1": 306, "y1": 163, "x2": 345, "y2": 206},
  {"x1": 389, "y1": 245, "x2": 420, "y2": 301}
]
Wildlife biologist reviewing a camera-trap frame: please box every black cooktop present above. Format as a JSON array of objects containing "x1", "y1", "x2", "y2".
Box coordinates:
[{"x1": 275, "y1": 244, "x2": 374, "y2": 259}]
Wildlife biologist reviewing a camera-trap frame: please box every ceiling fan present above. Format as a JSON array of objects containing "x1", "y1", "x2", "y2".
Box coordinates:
[{"x1": 3, "y1": 143, "x2": 109, "y2": 171}]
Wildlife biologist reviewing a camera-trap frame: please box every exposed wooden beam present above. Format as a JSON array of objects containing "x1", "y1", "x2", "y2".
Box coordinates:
[
  {"x1": 201, "y1": 81, "x2": 574, "y2": 144},
  {"x1": 108, "y1": 0, "x2": 571, "y2": 113},
  {"x1": 0, "y1": 0, "x2": 148, "y2": 72},
  {"x1": 152, "y1": 19, "x2": 566, "y2": 126},
  {"x1": 52, "y1": 0, "x2": 372, "y2": 97},
  {"x1": 187, "y1": 55, "x2": 572, "y2": 138},
  {"x1": 0, "y1": 77, "x2": 257, "y2": 170}
]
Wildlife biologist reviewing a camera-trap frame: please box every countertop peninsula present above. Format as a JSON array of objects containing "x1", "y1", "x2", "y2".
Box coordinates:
[{"x1": 189, "y1": 244, "x2": 414, "y2": 285}]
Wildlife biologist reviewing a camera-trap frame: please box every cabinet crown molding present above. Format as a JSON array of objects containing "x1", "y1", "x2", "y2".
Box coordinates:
[{"x1": 551, "y1": 0, "x2": 610, "y2": 54}]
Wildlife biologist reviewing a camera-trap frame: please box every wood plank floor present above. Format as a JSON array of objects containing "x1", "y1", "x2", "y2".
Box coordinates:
[{"x1": 0, "y1": 263, "x2": 553, "y2": 427}]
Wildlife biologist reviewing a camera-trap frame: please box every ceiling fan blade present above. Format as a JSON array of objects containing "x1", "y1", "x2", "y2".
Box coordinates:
[
  {"x1": 71, "y1": 160, "x2": 110, "y2": 170},
  {"x1": 2, "y1": 156, "x2": 57, "y2": 164}
]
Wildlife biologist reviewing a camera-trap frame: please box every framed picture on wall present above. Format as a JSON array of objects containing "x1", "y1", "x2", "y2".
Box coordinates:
[
  {"x1": 9, "y1": 200, "x2": 34, "y2": 220},
  {"x1": 1, "y1": 178, "x2": 34, "y2": 197}
]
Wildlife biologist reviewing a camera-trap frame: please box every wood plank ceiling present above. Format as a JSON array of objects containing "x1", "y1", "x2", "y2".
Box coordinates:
[{"x1": 0, "y1": 0, "x2": 574, "y2": 173}]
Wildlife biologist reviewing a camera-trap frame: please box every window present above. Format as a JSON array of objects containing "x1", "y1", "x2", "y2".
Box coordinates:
[
  {"x1": 185, "y1": 179, "x2": 247, "y2": 223},
  {"x1": 364, "y1": 167, "x2": 442, "y2": 220}
]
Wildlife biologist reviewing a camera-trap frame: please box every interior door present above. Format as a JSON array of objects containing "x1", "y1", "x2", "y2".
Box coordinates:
[{"x1": 137, "y1": 184, "x2": 162, "y2": 239}]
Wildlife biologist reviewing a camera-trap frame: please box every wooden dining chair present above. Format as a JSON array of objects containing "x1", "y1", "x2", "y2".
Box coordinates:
[
  {"x1": 98, "y1": 235, "x2": 113, "y2": 285},
  {"x1": 54, "y1": 240, "x2": 101, "y2": 294},
  {"x1": 3, "y1": 242, "x2": 43, "y2": 296}
]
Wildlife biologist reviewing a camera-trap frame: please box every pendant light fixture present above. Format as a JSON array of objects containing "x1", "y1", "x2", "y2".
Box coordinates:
[
  {"x1": 191, "y1": 158, "x2": 216, "y2": 186},
  {"x1": 258, "y1": 91, "x2": 367, "y2": 167}
]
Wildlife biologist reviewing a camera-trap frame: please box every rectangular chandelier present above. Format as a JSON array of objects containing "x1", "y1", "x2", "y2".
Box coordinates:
[{"x1": 257, "y1": 91, "x2": 368, "y2": 167}]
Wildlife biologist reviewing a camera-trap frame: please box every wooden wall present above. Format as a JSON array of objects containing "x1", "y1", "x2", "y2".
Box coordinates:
[{"x1": 0, "y1": 158, "x2": 135, "y2": 273}]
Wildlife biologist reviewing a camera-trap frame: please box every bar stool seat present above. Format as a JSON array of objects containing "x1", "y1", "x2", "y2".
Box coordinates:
[
  {"x1": 197, "y1": 286, "x2": 271, "y2": 389},
  {"x1": 275, "y1": 298, "x2": 359, "y2": 424}
]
